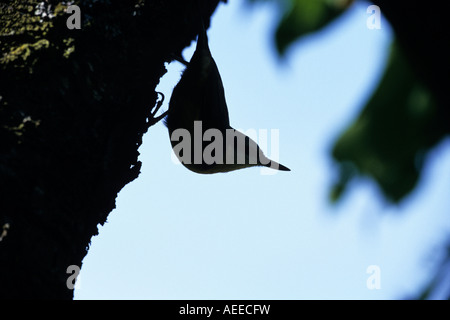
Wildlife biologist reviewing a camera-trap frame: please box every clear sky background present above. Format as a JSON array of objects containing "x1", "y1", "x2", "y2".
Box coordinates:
[{"x1": 74, "y1": 0, "x2": 450, "y2": 299}]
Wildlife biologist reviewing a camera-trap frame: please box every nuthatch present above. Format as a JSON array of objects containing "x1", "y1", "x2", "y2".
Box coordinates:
[{"x1": 165, "y1": 23, "x2": 290, "y2": 174}]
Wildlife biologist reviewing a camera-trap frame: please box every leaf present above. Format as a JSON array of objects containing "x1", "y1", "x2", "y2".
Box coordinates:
[
  {"x1": 331, "y1": 41, "x2": 443, "y2": 203},
  {"x1": 274, "y1": 0, "x2": 352, "y2": 56}
]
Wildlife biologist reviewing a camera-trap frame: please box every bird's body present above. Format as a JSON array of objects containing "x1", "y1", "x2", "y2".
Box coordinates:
[{"x1": 165, "y1": 24, "x2": 290, "y2": 173}]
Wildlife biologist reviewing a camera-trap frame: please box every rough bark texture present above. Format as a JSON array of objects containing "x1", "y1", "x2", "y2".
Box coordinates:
[{"x1": 0, "y1": 0, "x2": 224, "y2": 299}]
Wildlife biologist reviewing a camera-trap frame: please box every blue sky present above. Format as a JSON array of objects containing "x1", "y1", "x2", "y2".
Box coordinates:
[{"x1": 74, "y1": 0, "x2": 450, "y2": 299}]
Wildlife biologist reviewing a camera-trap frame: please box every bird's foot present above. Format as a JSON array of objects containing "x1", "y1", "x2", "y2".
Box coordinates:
[{"x1": 146, "y1": 91, "x2": 168, "y2": 128}]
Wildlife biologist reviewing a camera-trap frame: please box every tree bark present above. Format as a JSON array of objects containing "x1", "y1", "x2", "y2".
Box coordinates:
[{"x1": 0, "y1": 0, "x2": 224, "y2": 299}]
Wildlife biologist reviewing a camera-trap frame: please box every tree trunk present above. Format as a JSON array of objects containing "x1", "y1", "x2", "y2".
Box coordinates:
[{"x1": 0, "y1": 0, "x2": 224, "y2": 299}]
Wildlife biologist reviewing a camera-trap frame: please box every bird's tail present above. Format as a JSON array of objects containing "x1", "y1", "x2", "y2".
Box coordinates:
[{"x1": 196, "y1": 14, "x2": 209, "y2": 54}]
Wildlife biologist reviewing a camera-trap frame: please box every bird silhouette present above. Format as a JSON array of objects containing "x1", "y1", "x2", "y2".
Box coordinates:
[{"x1": 165, "y1": 23, "x2": 290, "y2": 174}]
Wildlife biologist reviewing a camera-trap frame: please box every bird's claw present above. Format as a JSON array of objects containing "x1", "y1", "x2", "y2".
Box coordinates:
[{"x1": 147, "y1": 91, "x2": 168, "y2": 128}]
